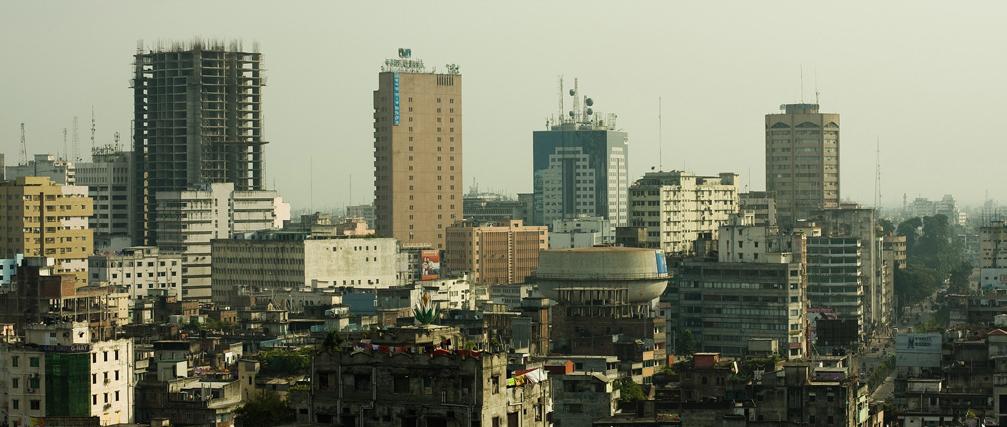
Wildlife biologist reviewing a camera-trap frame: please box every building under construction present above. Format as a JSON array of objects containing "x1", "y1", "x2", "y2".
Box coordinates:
[{"x1": 132, "y1": 40, "x2": 267, "y2": 245}]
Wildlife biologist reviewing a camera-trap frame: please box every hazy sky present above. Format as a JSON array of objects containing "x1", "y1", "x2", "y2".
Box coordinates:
[{"x1": 2, "y1": 1, "x2": 1005, "y2": 210}]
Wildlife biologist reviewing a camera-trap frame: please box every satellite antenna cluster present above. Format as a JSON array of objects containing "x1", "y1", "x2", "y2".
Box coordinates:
[{"x1": 548, "y1": 77, "x2": 616, "y2": 130}]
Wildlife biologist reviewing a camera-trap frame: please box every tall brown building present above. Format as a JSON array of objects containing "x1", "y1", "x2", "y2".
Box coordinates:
[
  {"x1": 445, "y1": 220, "x2": 548, "y2": 285},
  {"x1": 0, "y1": 176, "x2": 93, "y2": 283},
  {"x1": 373, "y1": 50, "x2": 462, "y2": 249},
  {"x1": 765, "y1": 103, "x2": 840, "y2": 227}
]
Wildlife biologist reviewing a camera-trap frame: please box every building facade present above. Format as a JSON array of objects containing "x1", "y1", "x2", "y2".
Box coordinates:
[
  {"x1": 0, "y1": 177, "x2": 93, "y2": 283},
  {"x1": 155, "y1": 182, "x2": 287, "y2": 301},
  {"x1": 444, "y1": 220, "x2": 547, "y2": 285},
  {"x1": 807, "y1": 236, "x2": 865, "y2": 337},
  {"x1": 5, "y1": 154, "x2": 75, "y2": 185},
  {"x1": 88, "y1": 246, "x2": 183, "y2": 301},
  {"x1": 628, "y1": 171, "x2": 739, "y2": 255},
  {"x1": 132, "y1": 41, "x2": 267, "y2": 245},
  {"x1": 0, "y1": 321, "x2": 134, "y2": 426},
  {"x1": 549, "y1": 216, "x2": 614, "y2": 249},
  {"x1": 532, "y1": 99, "x2": 629, "y2": 228},
  {"x1": 345, "y1": 204, "x2": 376, "y2": 228},
  {"x1": 739, "y1": 191, "x2": 777, "y2": 227},
  {"x1": 211, "y1": 234, "x2": 400, "y2": 307},
  {"x1": 765, "y1": 103, "x2": 840, "y2": 227},
  {"x1": 462, "y1": 191, "x2": 527, "y2": 226},
  {"x1": 76, "y1": 147, "x2": 135, "y2": 251},
  {"x1": 373, "y1": 51, "x2": 462, "y2": 250}
]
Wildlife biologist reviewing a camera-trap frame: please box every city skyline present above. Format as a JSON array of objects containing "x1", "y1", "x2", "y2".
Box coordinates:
[{"x1": 2, "y1": 1, "x2": 1006, "y2": 212}]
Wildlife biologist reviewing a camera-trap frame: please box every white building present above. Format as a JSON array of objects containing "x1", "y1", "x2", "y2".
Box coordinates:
[
  {"x1": 421, "y1": 275, "x2": 474, "y2": 311},
  {"x1": 0, "y1": 321, "x2": 133, "y2": 426},
  {"x1": 76, "y1": 148, "x2": 135, "y2": 251},
  {"x1": 5, "y1": 154, "x2": 75, "y2": 185},
  {"x1": 88, "y1": 246, "x2": 183, "y2": 301},
  {"x1": 0, "y1": 254, "x2": 23, "y2": 287},
  {"x1": 628, "y1": 171, "x2": 740, "y2": 254},
  {"x1": 549, "y1": 216, "x2": 614, "y2": 249},
  {"x1": 211, "y1": 234, "x2": 400, "y2": 307},
  {"x1": 155, "y1": 183, "x2": 289, "y2": 301}
]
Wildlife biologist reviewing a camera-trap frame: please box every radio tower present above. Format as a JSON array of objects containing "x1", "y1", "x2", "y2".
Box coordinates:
[
  {"x1": 72, "y1": 116, "x2": 80, "y2": 162},
  {"x1": 90, "y1": 106, "x2": 96, "y2": 158},
  {"x1": 875, "y1": 138, "x2": 882, "y2": 210},
  {"x1": 18, "y1": 123, "x2": 28, "y2": 165}
]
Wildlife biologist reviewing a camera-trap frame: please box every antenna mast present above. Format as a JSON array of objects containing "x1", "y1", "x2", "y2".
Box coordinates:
[
  {"x1": 90, "y1": 106, "x2": 96, "y2": 158},
  {"x1": 19, "y1": 123, "x2": 28, "y2": 165},
  {"x1": 558, "y1": 76, "x2": 564, "y2": 126},
  {"x1": 875, "y1": 138, "x2": 882, "y2": 210},
  {"x1": 800, "y1": 65, "x2": 805, "y2": 103},
  {"x1": 658, "y1": 97, "x2": 663, "y2": 172},
  {"x1": 72, "y1": 116, "x2": 80, "y2": 162},
  {"x1": 62, "y1": 128, "x2": 68, "y2": 161}
]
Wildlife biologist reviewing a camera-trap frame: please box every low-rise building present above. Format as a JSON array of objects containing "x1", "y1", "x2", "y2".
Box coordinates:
[
  {"x1": 309, "y1": 325, "x2": 551, "y2": 426},
  {"x1": 0, "y1": 321, "x2": 134, "y2": 426}
]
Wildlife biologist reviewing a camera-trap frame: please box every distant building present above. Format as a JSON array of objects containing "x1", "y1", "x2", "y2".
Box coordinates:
[
  {"x1": 765, "y1": 103, "x2": 840, "y2": 227},
  {"x1": 88, "y1": 246, "x2": 183, "y2": 301},
  {"x1": 740, "y1": 191, "x2": 777, "y2": 227},
  {"x1": 628, "y1": 170, "x2": 739, "y2": 255},
  {"x1": 462, "y1": 191, "x2": 526, "y2": 225},
  {"x1": 532, "y1": 84, "x2": 628, "y2": 227},
  {"x1": 211, "y1": 232, "x2": 400, "y2": 308},
  {"x1": 807, "y1": 236, "x2": 865, "y2": 338},
  {"x1": 0, "y1": 321, "x2": 134, "y2": 426},
  {"x1": 345, "y1": 204, "x2": 376, "y2": 228},
  {"x1": 155, "y1": 182, "x2": 288, "y2": 301},
  {"x1": 5, "y1": 153, "x2": 75, "y2": 185},
  {"x1": 549, "y1": 216, "x2": 614, "y2": 249},
  {"x1": 0, "y1": 177, "x2": 93, "y2": 283},
  {"x1": 76, "y1": 147, "x2": 136, "y2": 251},
  {"x1": 445, "y1": 220, "x2": 547, "y2": 285},
  {"x1": 980, "y1": 220, "x2": 1007, "y2": 291},
  {"x1": 549, "y1": 363, "x2": 619, "y2": 427},
  {"x1": 373, "y1": 50, "x2": 462, "y2": 249}
]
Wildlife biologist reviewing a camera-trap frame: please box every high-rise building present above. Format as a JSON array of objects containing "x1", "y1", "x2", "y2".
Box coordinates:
[
  {"x1": 155, "y1": 183, "x2": 288, "y2": 301},
  {"x1": 0, "y1": 177, "x2": 93, "y2": 283},
  {"x1": 5, "y1": 154, "x2": 75, "y2": 185},
  {"x1": 532, "y1": 80, "x2": 628, "y2": 228},
  {"x1": 373, "y1": 50, "x2": 462, "y2": 250},
  {"x1": 445, "y1": 220, "x2": 548, "y2": 285},
  {"x1": 132, "y1": 41, "x2": 267, "y2": 245},
  {"x1": 627, "y1": 171, "x2": 739, "y2": 254},
  {"x1": 76, "y1": 147, "x2": 135, "y2": 251},
  {"x1": 807, "y1": 236, "x2": 865, "y2": 336},
  {"x1": 765, "y1": 103, "x2": 840, "y2": 227}
]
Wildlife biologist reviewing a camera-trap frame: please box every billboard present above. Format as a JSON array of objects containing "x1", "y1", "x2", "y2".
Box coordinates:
[
  {"x1": 420, "y1": 250, "x2": 441, "y2": 281},
  {"x1": 896, "y1": 333, "x2": 942, "y2": 368}
]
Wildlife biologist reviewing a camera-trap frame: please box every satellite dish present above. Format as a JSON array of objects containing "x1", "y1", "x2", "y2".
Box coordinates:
[
  {"x1": 585, "y1": 98, "x2": 594, "y2": 107},
  {"x1": 586, "y1": 108, "x2": 593, "y2": 116},
  {"x1": 569, "y1": 89, "x2": 576, "y2": 96},
  {"x1": 568, "y1": 111, "x2": 575, "y2": 118}
]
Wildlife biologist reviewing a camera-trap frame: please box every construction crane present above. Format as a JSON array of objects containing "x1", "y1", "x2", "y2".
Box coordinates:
[{"x1": 19, "y1": 123, "x2": 27, "y2": 165}]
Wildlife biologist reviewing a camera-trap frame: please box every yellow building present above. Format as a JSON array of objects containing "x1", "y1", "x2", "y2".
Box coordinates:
[{"x1": 0, "y1": 176, "x2": 93, "y2": 283}]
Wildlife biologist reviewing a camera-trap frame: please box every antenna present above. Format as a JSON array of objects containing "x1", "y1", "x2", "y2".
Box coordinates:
[
  {"x1": 658, "y1": 97, "x2": 663, "y2": 172},
  {"x1": 875, "y1": 138, "x2": 882, "y2": 210},
  {"x1": 90, "y1": 106, "x2": 96, "y2": 157},
  {"x1": 114, "y1": 131, "x2": 121, "y2": 150},
  {"x1": 62, "y1": 128, "x2": 68, "y2": 161},
  {"x1": 309, "y1": 158, "x2": 314, "y2": 212},
  {"x1": 800, "y1": 65, "x2": 805, "y2": 103},
  {"x1": 349, "y1": 174, "x2": 353, "y2": 207},
  {"x1": 72, "y1": 116, "x2": 80, "y2": 162},
  {"x1": 19, "y1": 123, "x2": 28, "y2": 165},
  {"x1": 814, "y1": 67, "x2": 820, "y2": 105},
  {"x1": 558, "y1": 76, "x2": 564, "y2": 125}
]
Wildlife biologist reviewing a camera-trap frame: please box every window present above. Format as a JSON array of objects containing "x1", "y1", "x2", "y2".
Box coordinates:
[
  {"x1": 393, "y1": 375, "x2": 410, "y2": 393},
  {"x1": 12, "y1": 399, "x2": 18, "y2": 410},
  {"x1": 12, "y1": 356, "x2": 18, "y2": 367},
  {"x1": 29, "y1": 357, "x2": 38, "y2": 368},
  {"x1": 491, "y1": 375, "x2": 500, "y2": 394},
  {"x1": 12, "y1": 378, "x2": 18, "y2": 389},
  {"x1": 30, "y1": 400, "x2": 39, "y2": 410},
  {"x1": 92, "y1": 373, "x2": 97, "y2": 384}
]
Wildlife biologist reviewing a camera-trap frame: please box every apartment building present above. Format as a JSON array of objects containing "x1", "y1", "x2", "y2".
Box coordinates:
[
  {"x1": 549, "y1": 216, "x2": 614, "y2": 249},
  {"x1": 0, "y1": 176, "x2": 93, "y2": 283},
  {"x1": 88, "y1": 246, "x2": 183, "y2": 300},
  {"x1": 76, "y1": 147, "x2": 135, "y2": 251},
  {"x1": 628, "y1": 171, "x2": 739, "y2": 254},
  {"x1": 807, "y1": 236, "x2": 865, "y2": 337}
]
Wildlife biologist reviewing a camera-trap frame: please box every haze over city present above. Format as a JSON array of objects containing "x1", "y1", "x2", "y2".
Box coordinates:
[{"x1": 2, "y1": 1, "x2": 1005, "y2": 210}]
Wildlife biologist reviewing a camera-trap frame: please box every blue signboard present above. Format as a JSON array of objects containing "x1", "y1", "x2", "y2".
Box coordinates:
[
  {"x1": 393, "y1": 73, "x2": 400, "y2": 125},
  {"x1": 656, "y1": 251, "x2": 668, "y2": 275}
]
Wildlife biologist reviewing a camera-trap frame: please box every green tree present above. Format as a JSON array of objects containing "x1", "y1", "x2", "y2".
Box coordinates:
[
  {"x1": 616, "y1": 378, "x2": 645, "y2": 403},
  {"x1": 235, "y1": 392, "x2": 294, "y2": 427},
  {"x1": 672, "y1": 328, "x2": 697, "y2": 356},
  {"x1": 257, "y1": 348, "x2": 312, "y2": 376}
]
